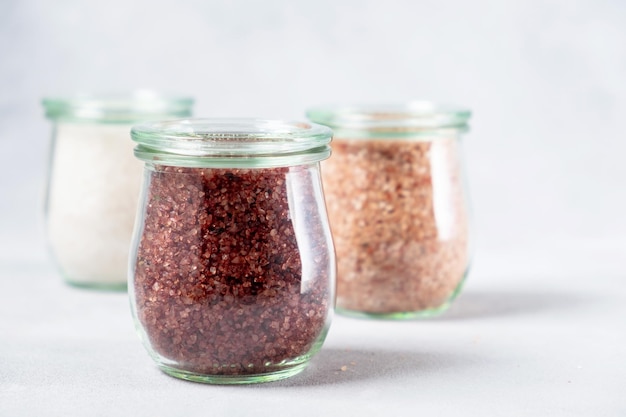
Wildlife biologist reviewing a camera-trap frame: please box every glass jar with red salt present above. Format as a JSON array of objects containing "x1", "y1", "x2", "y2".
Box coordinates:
[
  {"x1": 308, "y1": 102, "x2": 472, "y2": 319},
  {"x1": 129, "y1": 119, "x2": 335, "y2": 384}
]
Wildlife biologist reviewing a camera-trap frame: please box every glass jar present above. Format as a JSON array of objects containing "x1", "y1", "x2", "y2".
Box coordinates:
[
  {"x1": 307, "y1": 102, "x2": 471, "y2": 319},
  {"x1": 42, "y1": 92, "x2": 194, "y2": 290},
  {"x1": 129, "y1": 119, "x2": 335, "y2": 384}
]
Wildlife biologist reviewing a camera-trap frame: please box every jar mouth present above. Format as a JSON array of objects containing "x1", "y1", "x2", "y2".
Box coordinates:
[
  {"x1": 42, "y1": 91, "x2": 194, "y2": 123},
  {"x1": 131, "y1": 118, "x2": 333, "y2": 168},
  {"x1": 306, "y1": 101, "x2": 471, "y2": 131}
]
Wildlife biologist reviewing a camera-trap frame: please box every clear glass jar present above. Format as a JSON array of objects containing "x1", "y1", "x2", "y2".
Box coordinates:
[
  {"x1": 42, "y1": 92, "x2": 193, "y2": 290},
  {"x1": 307, "y1": 102, "x2": 471, "y2": 319},
  {"x1": 129, "y1": 119, "x2": 335, "y2": 384}
]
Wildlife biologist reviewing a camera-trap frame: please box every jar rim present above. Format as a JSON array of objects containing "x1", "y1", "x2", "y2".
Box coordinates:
[
  {"x1": 306, "y1": 101, "x2": 471, "y2": 131},
  {"x1": 42, "y1": 91, "x2": 194, "y2": 123},
  {"x1": 131, "y1": 118, "x2": 333, "y2": 168}
]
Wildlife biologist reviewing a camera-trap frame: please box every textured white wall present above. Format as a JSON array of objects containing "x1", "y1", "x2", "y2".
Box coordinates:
[{"x1": 1, "y1": 0, "x2": 625, "y2": 266}]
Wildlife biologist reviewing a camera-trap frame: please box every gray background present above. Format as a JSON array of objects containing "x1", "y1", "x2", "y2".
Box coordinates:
[
  {"x1": 2, "y1": 0, "x2": 626, "y2": 263},
  {"x1": 1, "y1": 0, "x2": 625, "y2": 415}
]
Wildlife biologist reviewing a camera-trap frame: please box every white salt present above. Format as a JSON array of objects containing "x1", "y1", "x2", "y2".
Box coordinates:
[{"x1": 46, "y1": 123, "x2": 143, "y2": 287}]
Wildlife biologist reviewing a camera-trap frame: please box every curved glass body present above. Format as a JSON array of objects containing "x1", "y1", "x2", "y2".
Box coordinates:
[
  {"x1": 129, "y1": 119, "x2": 335, "y2": 384},
  {"x1": 42, "y1": 93, "x2": 193, "y2": 290},
  {"x1": 308, "y1": 103, "x2": 471, "y2": 319}
]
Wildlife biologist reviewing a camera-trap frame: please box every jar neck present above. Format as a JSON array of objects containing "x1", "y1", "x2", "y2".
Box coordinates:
[
  {"x1": 134, "y1": 145, "x2": 331, "y2": 169},
  {"x1": 327, "y1": 127, "x2": 468, "y2": 140}
]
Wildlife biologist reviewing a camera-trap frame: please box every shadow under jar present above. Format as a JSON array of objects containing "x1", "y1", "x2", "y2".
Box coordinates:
[
  {"x1": 307, "y1": 103, "x2": 472, "y2": 319},
  {"x1": 129, "y1": 119, "x2": 336, "y2": 384}
]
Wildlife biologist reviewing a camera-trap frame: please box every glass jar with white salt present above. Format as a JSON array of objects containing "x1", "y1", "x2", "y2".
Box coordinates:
[{"x1": 42, "y1": 92, "x2": 193, "y2": 290}]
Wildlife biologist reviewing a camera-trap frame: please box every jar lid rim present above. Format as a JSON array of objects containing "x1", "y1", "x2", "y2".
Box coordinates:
[
  {"x1": 306, "y1": 101, "x2": 471, "y2": 130},
  {"x1": 42, "y1": 91, "x2": 194, "y2": 122},
  {"x1": 131, "y1": 118, "x2": 333, "y2": 164}
]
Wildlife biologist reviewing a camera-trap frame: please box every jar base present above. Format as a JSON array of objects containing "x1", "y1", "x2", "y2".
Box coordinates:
[
  {"x1": 158, "y1": 362, "x2": 309, "y2": 385},
  {"x1": 336, "y1": 270, "x2": 469, "y2": 320},
  {"x1": 336, "y1": 301, "x2": 453, "y2": 320},
  {"x1": 65, "y1": 279, "x2": 127, "y2": 292}
]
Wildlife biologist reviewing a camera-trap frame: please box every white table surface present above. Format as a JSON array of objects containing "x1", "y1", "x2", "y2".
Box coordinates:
[{"x1": 1, "y1": 240, "x2": 624, "y2": 417}]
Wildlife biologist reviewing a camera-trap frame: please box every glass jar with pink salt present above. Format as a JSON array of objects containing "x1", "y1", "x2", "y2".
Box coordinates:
[
  {"x1": 308, "y1": 102, "x2": 472, "y2": 319},
  {"x1": 129, "y1": 119, "x2": 336, "y2": 384}
]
